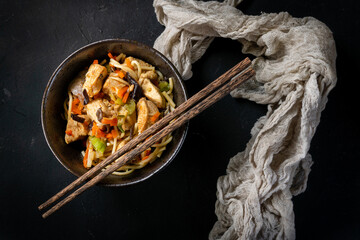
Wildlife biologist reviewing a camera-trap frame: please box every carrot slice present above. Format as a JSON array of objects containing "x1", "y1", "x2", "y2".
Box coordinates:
[
  {"x1": 111, "y1": 129, "x2": 118, "y2": 138},
  {"x1": 125, "y1": 58, "x2": 134, "y2": 70},
  {"x1": 71, "y1": 98, "x2": 83, "y2": 115},
  {"x1": 65, "y1": 129, "x2": 72, "y2": 136},
  {"x1": 115, "y1": 69, "x2": 126, "y2": 79},
  {"x1": 117, "y1": 86, "x2": 129, "y2": 99},
  {"x1": 122, "y1": 91, "x2": 130, "y2": 104},
  {"x1": 73, "y1": 98, "x2": 80, "y2": 104},
  {"x1": 150, "y1": 111, "x2": 160, "y2": 123},
  {"x1": 108, "y1": 52, "x2": 115, "y2": 59},
  {"x1": 93, "y1": 60, "x2": 98, "y2": 64},
  {"x1": 101, "y1": 117, "x2": 118, "y2": 127},
  {"x1": 92, "y1": 124, "x2": 106, "y2": 138},
  {"x1": 106, "y1": 129, "x2": 119, "y2": 139},
  {"x1": 142, "y1": 156, "x2": 149, "y2": 161}
]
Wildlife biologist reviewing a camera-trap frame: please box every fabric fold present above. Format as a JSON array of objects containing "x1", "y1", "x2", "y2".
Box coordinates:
[{"x1": 153, "y1": 0, "x2": 337, "y2": 239}]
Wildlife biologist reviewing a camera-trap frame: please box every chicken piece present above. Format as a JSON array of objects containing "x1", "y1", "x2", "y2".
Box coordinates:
[
  {"x1": 140, "y1": 71, "x2": 158, "y2": 82},
  {"x1": 136, "y1": 98, "x2": 159, "y2": 134},
  {"x1": 65, "y1": 115, "x2": 90, "y2": 144},
  {"x1": 85, "y1": 99, "x2": 116, "y2": 124},
  {"x1": 118, "y1": 106, "x2": 136, "y2": 130},
  {"x1": 146, "y1": 99, "x2": 159, "y2": 116},
  {"x1": 102, "y1": 76, "x2": 127, "y2": 97},
  {"x1": 69, "y1": 70, "x2": 86, "y2": 102},
  {"x1": 83, "y1": 64, "x2": 108, "y2": 98},
  {"x1": 139, "y1": 77, "x2": 165, "y2": 109}
]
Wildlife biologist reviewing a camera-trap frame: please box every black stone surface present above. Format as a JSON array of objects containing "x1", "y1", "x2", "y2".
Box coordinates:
[{"x1": 0, "y1": 0, "x2": 359, "y2": 239}]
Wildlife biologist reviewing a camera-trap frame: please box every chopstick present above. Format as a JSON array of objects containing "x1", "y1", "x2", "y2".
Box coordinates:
[
  {"x1": 39, "y1": 57, "x2": 251, "y2": 212},
  {"x1": 39, "y1": 57, "x2": 253, "y2": 218}
]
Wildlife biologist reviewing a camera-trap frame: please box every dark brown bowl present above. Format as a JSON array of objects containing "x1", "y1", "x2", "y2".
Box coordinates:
[{"x1": 41, "y1": 39, "x2": 188, "y2": 186}]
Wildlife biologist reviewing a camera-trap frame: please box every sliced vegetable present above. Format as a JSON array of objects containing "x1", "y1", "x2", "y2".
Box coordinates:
[
  {"x1": 96, "y1": 108, "x2": 103, "y2": 122},
  {"x1": 117, "y1": 86, "x2": 129, "y2": 99},
  {"x1": 124, "y1": 99, "x2": 136, "y2": 115},
  {"x1": 111, "y1": 129, "x2": 118, "y2": 138},
  {"x1": 100, "y1": 59, "x2": 107, "y2": 65},
  {"x1": 115, "y1": 97, "x2": 124, "y2": 105},
  {"x1": 101, "y1": 124, "x2": 111, "y2": 133},
  {"x1": 115, "y1": 69, "x2": 126, "y2": 79},
  {"x1": 92, "y1": 123, "x2": 106, "y2": 138},
  {"x1": 159, "y1": 81, "x2": 170, "y2": 92},
  {"x1": 89, "y1": 136, "x2": 106, "y2": 153},
  {"x1": 125, "y1": 58, "x2": 134, "y2": 70},
  {"x1": 122, "y1": 90, "x2": 130, "y2": 104},
  {"x1": 71, "y1": 113, "x2": 85, "y2": 123},
  {"x1": 83, "y1": 143, "x2": 90, "y2": 168},
  {"x1": 93, "y1": 60, "x2": 98, "y2": 64},
  {"x1": 117, "y1": 124, "x2": 125, "y2": 133},
  {"x1": 83, "y1": 89, "x2": 90, "y2": 105},
  {"x1": 101, "y1": 117, "x2": 118, "y2": 126},
  {"x1": 71, "y1": 98, "x2": 83, "y2": 115},
  {"x1": 150, "y1": 111, "x2": 160, "y2": 123},
  {"x1": 108, "y1": 52, "x2": 115, "y2": 60},
  {"x1": 145, "y1": 148, "x2": 151, "y2": 156},
  {"x1": 109, "y1": 93, "x2": 117, "y2": 102},
  {"x1": 105, "y1": 64, "x2": 111, "y2": 73},
  {"x1": 65, "y1": 129, "x2": 72, "y2": 136},
  {"x1": 127, "y1": 72, "x2": 142, "y2": 100}
]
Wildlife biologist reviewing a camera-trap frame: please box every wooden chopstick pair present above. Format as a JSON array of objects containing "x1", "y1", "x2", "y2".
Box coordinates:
[{"x1": 38, "y1": 57, "x2": 254, "y2": 218}]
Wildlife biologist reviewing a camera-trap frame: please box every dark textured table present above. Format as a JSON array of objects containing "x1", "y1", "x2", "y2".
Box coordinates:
[{"x1": 1, "y1": 0, "x2": 359, "y2": 239}]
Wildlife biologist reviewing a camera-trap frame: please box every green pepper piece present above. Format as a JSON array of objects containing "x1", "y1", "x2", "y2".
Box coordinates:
[
  {"x1": 105, "y1": 64, "x2": 111, "y2": 74},
  {"x1": 117, "y1": 124, "x2": 125, "y2": 133},
  {"x1": 124, "y1": 99, "x2": 136, "y2": 115},
  {"x1": 115, "y1": 97, "x2": 124, "y2": 105},
  {"x1": 89, "y1": 136, "x2": 106, "y2": 153},
  {"x1": 159, "y1": 81, "x2": 170, "y2": 92}
]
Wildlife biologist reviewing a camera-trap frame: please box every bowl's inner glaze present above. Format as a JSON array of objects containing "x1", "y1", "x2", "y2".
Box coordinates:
[{"x1": 42, "y1": 39, "x2": 187, "y2": 186}]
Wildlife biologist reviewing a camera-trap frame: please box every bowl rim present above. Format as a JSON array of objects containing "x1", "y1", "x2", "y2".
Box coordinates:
[{"x1": 41, "y1": 38, "x2": 188, "y2": 187}]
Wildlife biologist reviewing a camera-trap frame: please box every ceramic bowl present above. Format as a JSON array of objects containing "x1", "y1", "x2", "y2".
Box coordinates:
[{"x1": 41, "y1": 39, "x2": 188, "y2": 186}]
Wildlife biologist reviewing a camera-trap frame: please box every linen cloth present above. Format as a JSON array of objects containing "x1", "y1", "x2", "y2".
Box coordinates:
[{"x1": 153, "y1": 0, "x2": 337, "y2": 239}]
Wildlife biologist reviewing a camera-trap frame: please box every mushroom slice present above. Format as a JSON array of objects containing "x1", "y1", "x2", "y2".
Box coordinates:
[
  {"x1": 69, "y1": 70, "x2": 87, "y2": 102},
  {"x1": 85, "y1": 99, "x2": 116, "y2": 124}
]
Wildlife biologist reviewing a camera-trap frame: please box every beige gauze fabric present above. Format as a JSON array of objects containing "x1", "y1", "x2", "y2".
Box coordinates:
[{"x1": 153, "y1": 0, "x2": 337, "y2": 239}]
